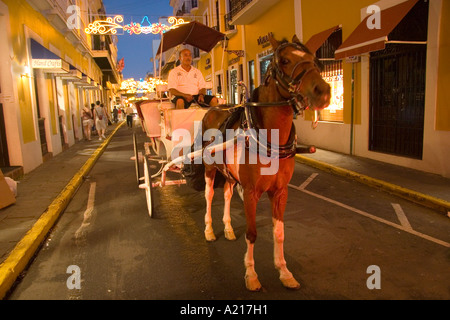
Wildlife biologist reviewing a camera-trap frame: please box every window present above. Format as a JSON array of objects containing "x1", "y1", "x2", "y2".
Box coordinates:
[
  {"x1": 316, "y1": 28, "x2": 343, "y2": 122},
  {"x1": 248, "y1": 60, "x2": 255, "y2": 97},
  {"x1": 216, "y1": 73, "x2": 222, "y2": 95},
  {"x1": 215, "y1": 1, "x2": 220, "y2": 30},
  {"x1": 229, "y1": 67, "x2": 239, "y2": 104},
  {"x1": 259, "y1": 53, "x2": 272, "y2": 84}
]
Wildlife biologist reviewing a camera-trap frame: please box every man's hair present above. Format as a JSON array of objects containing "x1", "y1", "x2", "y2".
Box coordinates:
[
  {"x1": 179, "y1": 48, "x2": 191, "y2": 58},
  {"x1": 96, "y1": 101, "x2": 100, "y2": 105}
]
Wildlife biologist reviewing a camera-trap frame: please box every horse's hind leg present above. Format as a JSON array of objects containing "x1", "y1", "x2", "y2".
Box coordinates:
[
  {"x1": 273, "y1": 219, "x2": 300, "y2": 289},
  {"x1": 204, "y1": 167, "x2": 216, "y2": 242},
  {"x1": 223, "y1": 180, "x2": 236, "y2": 241}
]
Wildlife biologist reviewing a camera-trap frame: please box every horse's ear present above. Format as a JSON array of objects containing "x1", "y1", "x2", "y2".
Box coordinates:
[
  {"x1": 292, "y1": 34, "x2": 302, "y2": 45},
  {"x1": 268, "y1": 33, "x2": 280, "y2": 50}
]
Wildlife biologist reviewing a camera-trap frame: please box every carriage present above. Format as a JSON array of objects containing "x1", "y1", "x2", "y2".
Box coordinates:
[
  {"x1": 133, "y1": 93, "x2": 213, "y2": 217},
  {"x1": 131, "y1": 22, "x2": 331, "y2": 291}
]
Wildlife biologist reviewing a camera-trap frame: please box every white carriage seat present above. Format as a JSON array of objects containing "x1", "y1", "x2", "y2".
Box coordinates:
[
  {"x1": 165, "y1": 108, "x2": 208, "y2": 146},
  {"x1": 138, "y1": 100, "x2": 162, "y2": 138}
]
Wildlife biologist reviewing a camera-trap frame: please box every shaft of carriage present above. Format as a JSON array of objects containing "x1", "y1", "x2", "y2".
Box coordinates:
[{"x1": 157, "y1": 136, "x2": 239, "y2": 188}]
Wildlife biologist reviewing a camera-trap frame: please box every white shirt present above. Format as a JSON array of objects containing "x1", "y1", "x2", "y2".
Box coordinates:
[
  {"x1": 168, "y1": 65, "x2": 206, "y2": 96},
  {"x1": 125, "y1": 106, "x2": 134, "y2": 115}
]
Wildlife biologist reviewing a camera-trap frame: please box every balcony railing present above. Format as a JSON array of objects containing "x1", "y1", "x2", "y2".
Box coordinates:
[
  {"x1": 224, "y1": 12, "x2": 236, "y2": 32},
  {"x1": 228, "y1": 0, "x2": 253, "y2": 20}
]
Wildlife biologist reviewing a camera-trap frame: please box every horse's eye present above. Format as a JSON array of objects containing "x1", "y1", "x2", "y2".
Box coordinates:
[{"x1": 281, "y1": 58, "x2": 290, "y2": 65}]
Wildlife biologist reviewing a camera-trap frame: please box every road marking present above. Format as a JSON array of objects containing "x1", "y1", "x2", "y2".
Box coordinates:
[
  {"x1": 298, "y1": 173, "x2": 319, "y2": 190},
  {"x1": 289, "y1": 180, "x2": 450, "y2": 248},
  {"x1": 75, "y1": 182, "x2": 96, "y2": 239},
  {"x1": 392, "y1": 203, "x2": 412, "y2": 230}
]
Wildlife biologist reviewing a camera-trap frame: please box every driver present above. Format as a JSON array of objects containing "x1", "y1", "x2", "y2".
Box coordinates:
[{"x1": 168, "y1": 48, "x2": 218, "y2": 109}]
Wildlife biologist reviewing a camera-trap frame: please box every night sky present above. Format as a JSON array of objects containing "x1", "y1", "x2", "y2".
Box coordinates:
[{"x1": 102, "y1": 0, "x2": 174, "y2": 80}]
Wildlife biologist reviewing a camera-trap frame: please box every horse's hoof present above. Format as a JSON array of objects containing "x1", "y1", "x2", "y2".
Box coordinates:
[
  {"x1": 281, "y1": 277, "x2": 301, "y2": 290},
  {"x1": 245, "y1": 276, "x2": 262, "y2": 292},
  {"x1": 205, "y1": 230, "x2": 216, "y2": 242},
  {"x1": 224, "y1": 229, "x2": 236, "y2": 241}
]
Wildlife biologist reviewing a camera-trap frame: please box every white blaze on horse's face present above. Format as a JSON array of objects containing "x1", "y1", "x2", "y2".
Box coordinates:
[{"x1": 291, "y1": 50, "x2": 307, "y2": 58}]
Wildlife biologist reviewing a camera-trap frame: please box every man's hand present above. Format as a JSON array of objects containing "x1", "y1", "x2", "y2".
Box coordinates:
[{"x1": 185, "y1": 94, "x2": 194, "y2": 102}]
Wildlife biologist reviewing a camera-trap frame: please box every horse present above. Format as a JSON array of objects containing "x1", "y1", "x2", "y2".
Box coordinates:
[{"x1": 188, "y1": 34, "x2": 331, "y2": 291}]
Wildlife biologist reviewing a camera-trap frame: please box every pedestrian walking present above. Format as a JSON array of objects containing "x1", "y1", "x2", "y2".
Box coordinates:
[
  {"x1": 81, "y1": 105, "x2": 93, "y2": 141},
  {"x1": 112, "y1": 106, "x2": 119, "y2": 123},
  {"x1": 94, "y1": 101, "x2": 108, "y2": 140},
  {"x1": 125, "y1": 104, "x2": 134, "y2": 128}
]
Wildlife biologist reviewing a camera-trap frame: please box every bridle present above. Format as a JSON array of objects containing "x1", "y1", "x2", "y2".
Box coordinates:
[{"x1": 269, "y1": 41, "x2": 323, "y2": 114}]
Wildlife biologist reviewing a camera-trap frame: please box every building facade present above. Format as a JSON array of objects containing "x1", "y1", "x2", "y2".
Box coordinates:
[
  {"x1": 168, "y1": 0, "x2": 450, "y2": 177},
  {"x1": 0, "y1": 0, "x2": 121, "y2": 175}
]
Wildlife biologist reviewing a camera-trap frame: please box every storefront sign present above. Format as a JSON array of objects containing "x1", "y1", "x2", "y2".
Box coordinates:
[
  {"x1": 32, "y1": 59, "x2": 62, "y2": 69},
  {"x1": 32, "y1": 59, "x2": 69, "y2": 73},
  {"x1": 257, "y1": 34, "x2": 272, "y2": 48}
]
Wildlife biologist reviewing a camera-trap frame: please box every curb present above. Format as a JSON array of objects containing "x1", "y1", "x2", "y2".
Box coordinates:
[
  {"x1": 295, "y1": 154, "x2": 450, "y2": 216},
  {"x1": 0, "y1": 121, "x2": 125, "y2": 299}
]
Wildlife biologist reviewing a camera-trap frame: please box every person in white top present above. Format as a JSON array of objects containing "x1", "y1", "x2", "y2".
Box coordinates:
[
  {"x1": 125, "y1": 104, "x2": 134, "y2": 128},
  {"x1": 168, "y1": 48, "x2": 218, "y2": 109},
  {"x1": 94, "y1": 101, "x2": 108, "y2": 140}
]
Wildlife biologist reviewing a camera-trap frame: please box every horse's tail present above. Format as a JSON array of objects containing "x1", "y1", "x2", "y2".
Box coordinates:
[{"x1": 181, "y1": 144, "x2": 226, "y2": 191}]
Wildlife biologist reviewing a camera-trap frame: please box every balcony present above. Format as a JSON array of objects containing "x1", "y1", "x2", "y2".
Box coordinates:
[
  {"x1": 92, "y1": 36, "x2": 120, "y2": 84},
  {"x1": 27, "y1": 0, "x2": 92, "y2": 55},
  {"x1": 228, "y1": 0, "x2": 280, "y2": 25}
]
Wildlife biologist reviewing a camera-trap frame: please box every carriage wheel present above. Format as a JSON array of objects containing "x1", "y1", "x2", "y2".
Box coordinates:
[
  {"x1": 143, "y1": 155, "x2": 154, "y2": 218},
  {"x1": 235, "y1": 183, "x2": 244, "y2": 202},
  {"x1": 133, "y1": 132, "x2": 141, "y2": 186}
]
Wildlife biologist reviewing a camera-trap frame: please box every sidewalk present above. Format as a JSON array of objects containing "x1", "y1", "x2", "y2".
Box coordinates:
[
  {"x1": 0, "y1": 122, "x2": 125, "y2": 298},
  {"x1": 0, "y1": 125, "x2": 449, "y2": 298}
]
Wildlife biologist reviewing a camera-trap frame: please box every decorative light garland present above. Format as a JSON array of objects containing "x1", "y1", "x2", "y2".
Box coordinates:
[
  {"x1": 85, "y1": 16, "x2": 188, "y2": 35},
  {"x1": 120, "y1": 77, "x2": 167, "y2": 94}
]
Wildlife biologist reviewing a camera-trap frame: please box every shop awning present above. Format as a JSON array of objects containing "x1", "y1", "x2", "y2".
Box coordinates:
[
  {"x1": 305, "y1": 25, "x2": 341, "y2": 53},
  {"x1": 73, "y1": 74, "x2": 92, "y2": 87},
  {"x1": 30, "y1": 39, "x2": 69, "y2": 73},
  {"x1": 59, "y1": 66, "x2": 83, "y2": 81},
  {"x1": 335, "y1": 0, "x2": 419, "y2": 59}
]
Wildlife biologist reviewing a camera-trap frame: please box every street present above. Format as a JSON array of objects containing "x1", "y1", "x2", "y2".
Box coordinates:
[{"x1": 8, "y1": 124, "x2": 450, "y2": 301}]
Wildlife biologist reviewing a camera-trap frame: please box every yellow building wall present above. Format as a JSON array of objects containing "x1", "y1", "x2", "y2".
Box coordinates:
[
  {"x1": 244, "y1": 0, "x2": 295, "y2": 87},
  {"x1": 4, "y1": 0, "x2": 102, "y2": 143},
  {"x1": 301, "y1": 0, "x2": 375, "y2": 126},
  {"x1": 436, "y1": 0, "x2": 450, "y2": 131}
]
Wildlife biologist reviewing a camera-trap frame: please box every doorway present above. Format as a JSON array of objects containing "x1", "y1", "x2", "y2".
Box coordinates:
[
  {"x1": 369, "y1": 0, "x2": 428, "y2": 159},
  {"x1": 0, "y1": 103, "x2": 9, "y2": 167}
]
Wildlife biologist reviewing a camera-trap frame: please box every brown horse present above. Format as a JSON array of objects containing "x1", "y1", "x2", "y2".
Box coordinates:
[{"x1": 198, "y1": 34, "x2": 330, "y2": 291}]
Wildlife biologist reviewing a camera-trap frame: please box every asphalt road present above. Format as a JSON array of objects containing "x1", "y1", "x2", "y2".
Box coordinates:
[{"x1": 7, "y1": 125, "x2": 450, "y2": 302}]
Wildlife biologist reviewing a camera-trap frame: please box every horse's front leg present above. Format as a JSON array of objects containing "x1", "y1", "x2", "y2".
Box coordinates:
[
  {"x1": 204, "y1": 167, "x2": 216, "y2": 242},
  {"x1": 270, "y1": 187, "x2": 300, "y2": 290},
  {"x1": 243, "y1": 188, "x2": 262, "y2": 291},
  {"x1": 223, "y1": 180, "x2": 236, "y2": 241}
]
